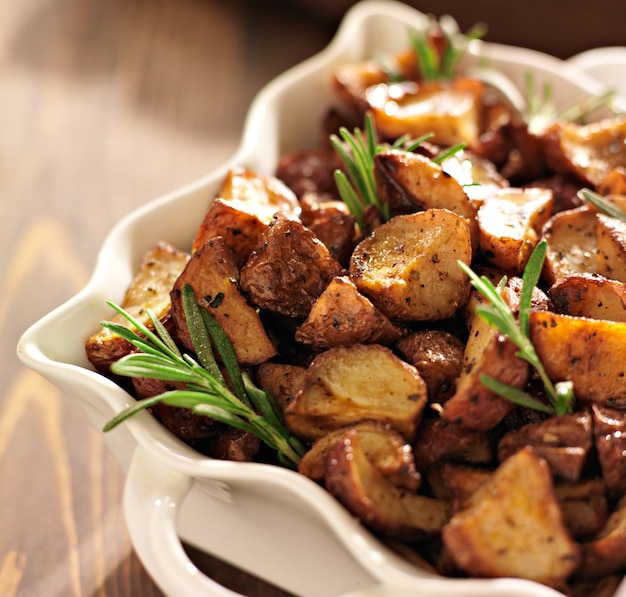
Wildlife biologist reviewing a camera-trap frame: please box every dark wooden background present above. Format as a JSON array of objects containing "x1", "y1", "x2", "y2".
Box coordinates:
[{"x1": 3, "y1": 1, "x2": 624, "y2": 596}]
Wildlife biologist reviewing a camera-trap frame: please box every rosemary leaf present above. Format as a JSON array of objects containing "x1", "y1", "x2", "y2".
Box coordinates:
[
  {"x1": 580, "y1": 188, "x2": 626, "y2": 222},
  {"x1": 479, "y1": 375, "x2": 554, "y2": 414}
]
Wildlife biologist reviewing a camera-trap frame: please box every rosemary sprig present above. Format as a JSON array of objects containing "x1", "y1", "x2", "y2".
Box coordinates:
[
  {"x1": 100, "y1": 284, "x2": 306, "y2": 468},
  {"x1": 580, "y1": 187, "x2": 626, "y2": 222},
  {"x1": 457, "y1": 241, "x2": 575, "y2": 416}
]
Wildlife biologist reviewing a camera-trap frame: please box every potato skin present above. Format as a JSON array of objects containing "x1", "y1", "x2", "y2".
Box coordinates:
[
  {"x1": 529, "y1": 311, "x2": 626, "y2": 408},
  {"x1": 349, "y1": 209, "x2": 472, "y2": 322}
]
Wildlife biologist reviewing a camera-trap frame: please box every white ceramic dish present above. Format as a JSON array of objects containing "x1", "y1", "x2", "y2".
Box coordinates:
[
  {"x1": 17, "y1": 1, "x2": 626, "y2": 596},
  {"x1": 568, "y1": 46, "x2": 626, "y2": 98}
]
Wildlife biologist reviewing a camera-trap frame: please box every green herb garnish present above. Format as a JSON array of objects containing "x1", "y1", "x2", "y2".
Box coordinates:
[
  {"x1": 458, "y1": 241, "x2": 576, "y2": 415},
  {"x1": 580, "y1": 187, "x2": 626, "y2": 222},
  {"x1": 100, "y1": 284, "x2": 306, "y2": 468}
]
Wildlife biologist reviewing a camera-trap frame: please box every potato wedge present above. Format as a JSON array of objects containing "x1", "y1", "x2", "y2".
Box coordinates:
[
  {"x1": 374, "y1": 150, "x2": 478, "y2": 240},
  {"x1": 240, "y1": 213, "x2": 343, "y2": 319},
  {"x1": 529, "y1": 311, "x2": 626, "y2": 408},
  {"x1": 192, "y1": 166, "x2": 300, "y2": 264},
  {"x1": 541, "y1": 205, "x2": 599, "y2": 285},
  {"x1": 442, "y1": 447, "x2": 580, "y2": 587},
  {"x1": 295, "y1": 276, "x2": 406, "y2": 349},
  {"x1": 366, "y1": 78, "x2": 485, "y2": 147},
  {"x1": 548, "y1": 273, "x2": 626, "y2": 322},
  {"x1": 349, "y1": 209, "x2": 472, "y2": 322},
  {"x1": 596, "y1": 213, "x2": 626, "y2": 282},
  {"x1": 395, "y1": 329, "x2": 465, "y2": 402},
  {"x1": 284, "y1": 344, "x2": 428, "y2": 442},
  {"x1": 597, "y1": 167, "x2": 626, "y2": 196},
  {"x1": 171, "y1": 236, "x2": 277, "y2": 366},
  {"x1": 542, "y1": 115, "x2": 626, "y2": 186},
  {"x1": 325, "y1": 428, "x2": 450, "y2": 541},
  {"x1": 497, "y1": 411, "x2": 594, "y2": 482},
  {"x1": 298, "y1": 420, "x2": 421, "y2": 491},
  {"x1": 476, "y1": 187, "x2": 553, "y2": 274},
  {"x1": 254, "y1": 362, "x2": 308, "y2": 411},
  {"x1": 85, "y1": 242, "x2": 189, "y2": 374}
]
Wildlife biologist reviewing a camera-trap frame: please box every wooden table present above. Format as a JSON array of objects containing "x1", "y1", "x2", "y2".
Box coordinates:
[
  {"x1": 4, "y1": 1, "x2": 623, "y2": 596},
  {"x1": 2, "y1": 1, "x2": 331, "y2": 595}
]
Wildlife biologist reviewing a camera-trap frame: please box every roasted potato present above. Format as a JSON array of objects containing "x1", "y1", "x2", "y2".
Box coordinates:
[
  {"x1": 295, "y1": 276, "x2": 406, "y2": 349},
  {"x1": 591, "y1": 404, "x2": 626, "y2": 499},
  {"x1": 476, "y1": 186, "x2": 553, "y2": 274},
  {"x1": 529, "y1": 311, "x2": 626, "y2": 408},
  {"x1": 285, "y1": 343, "x2": 428, "y2": 441},
  {"x1": 85, "y1": 241, "x2": 189, "y2": 374},
  {"x1": 442, "y1": 447, "x2": 580, "y2": 587},
  {"x1": 350, "y1": 209, "x2": 472, "y2": 322},
  {"x1": 596, "y1": 213, "x2": 626, "y2": 282},
  {"x1": 171, "y1": 236, "x2": 277, "y2": 366},
  {"x1": 298, "y1": 420, "x2": 421, "y2": 491},
  {"x1": 325, "y1": 428, "x2": 450, "y2": 541},
  {"x1": 555, "y1": 479, "x2": 608, "y2": 541},
  {"x1": 549, "y1": 273, "x2": 626, "y2": 322},
  {"x1": 254, "y1": 362, "x2": 308, "y2": 411},
  {"x1": 240, "y1": 213, "x2": 344, "y2": 319}
]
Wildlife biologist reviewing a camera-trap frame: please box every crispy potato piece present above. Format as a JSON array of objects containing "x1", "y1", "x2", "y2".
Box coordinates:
[
  {"x1": 412, "y1": 418, "x2": 494, "y2": 471},
  {"x1": 476, "y1": 187, "x2": 553, "y2": 274},
  {"x1": 597, "y1": 167, "x2": 626, "y2": 196},
  {"x1": 275, "y1": 148, "x2": 342, "y2": 199},
  {"x1": 284, "y1": 344, "x2": 428, "y2": 442},
  {"x1": 395, "y1": 330, "x2": 465, "y2": 402},
  {"x1": 85, "y1": 242, "x2": 189, "y2": 374},
  {"x1": 542, "y1": 115, "x2": 626, "y2": 186},
  {"x1": 254, "y1": 362, "x2": 307, "y2": 411},
  {"x1": 529, "y1": 311, "x2": 626, "y2": 408},
  {"x1": 432, "y1": 462, "x2": 492, "y2": 511},
  {"x1": 192, "y1": 167, "x2": 300, "y2": 264},
  {"x1": 555, "y1": 479, "x2": 608, "y2": 541},
  {"x1": 497, "y1": 411, "x2": 594, "y2": 482},
  {"x1": 591, "y1": 404, "x2": 626, "y2": 499},
  {"x1": 325, "y1": 428, "x2": 450, "y2": 541},
  {"x1": 439, "y1": 148, "x2": 509, "y2": 192},
  {"x1": 374, "y1": 150, "x2": 478, "y2": 240},
  {"x1": 576, "y1": 495, "x2": 626, "y2": 580},
  {"x1": 596, "y1": 213, "x2": 626, "y2": 282},
  {"x1": 240, "y1": 213, "x2": 343, "y2": 319},
  {"x1": 349, "y1": 209, "x2": 472, "y2": 322},
  {"x1": 366, "y1": 78, "x2": 485, "y2": 147},
  {"x1": 541, "y1": 205, "x2": 599, "y2": 285},
  {"x1": 442, "y1": 447, "x2": 580, "y2": 587},
  {"x1": 208, "y1": 426, "x2": 261, "y2": 463},
  {"x1": 441, "y1": 286, "x2": 529, "y2": 431},
  {"x1": 295, "y1": 276, "x2": 406, "y2": 349},
  {"x1": 549, "y1": 273, "x2": 626, "y2": 322},
  {"x1": 298, "y1": 420, "x2": 421, "y2": 491},
  {"x1": 171, "y1": 236, "x2": 277, "y2": 366}
]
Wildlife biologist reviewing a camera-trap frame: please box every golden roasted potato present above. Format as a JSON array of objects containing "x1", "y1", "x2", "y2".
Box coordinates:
[
  {"x1": 596, "y1": 167, "x2": 626, "y2": 196},
  {"x1": 295, "y1": 276, "x2": 406, "y2": 349},
  {"x1": 85, "y1": 241, "x2": 189, "y2": 374},
  {"x1": 192, "y1": 166, "x2": 300, "y2": 265},
  {"x1": 441, "y1": 286, "x2": 529, "y2": 431},
  {"x1": 325, "y1": 428, "x2": 450, "y2": 541},
  {"x1": 576, "y1": 495, "x2": 626, "y2": 581},
  {"x1": 596, "y1": 213, "x2": 626, "y2": 282},
  {"x1": 366, "y1": 78, "x2": 486, "y2": 147},
  {"x1": 541, "y1": 205, "x2": 598, "y2": 285},
  {"x1": 431, "y1": 462, "x2": 491, "y2": 511},
  {"x1": 542, "y1": 115, "x2": 626, "y2": 186},
  {"x1": 476, "y1": 187, "x2": 553, "y2": 274},
  {"x1": 442, "y1": 447, "x2": 580, "y2": 587},
  {"x1": 497, "y1": 410, "x2": 594, "y2": 482},
  {"x1": 171, "y1": 236, "x2": 277, "y2": 366},
  {"x1": 529, "y1": 311, "x2": 626, "y2": 408},
  {"x1": 350, "y1": 209, "x2": 472, "y2": 322},
  {"x1": 298, "y1": 420, "x2": 421, "y2": 491},
  {"x1": 548, "y1": 273, "x2": 626, "y2": 322},
  {"x1": 284, "y1": 343, "x2": 428, "y2": 442},
  {"x1": 395, "y1": 329, "x2": 465, "y2": 402},
  {"x1": 373, "y1": 149, "x2": 478, "y2": 241},
  {"x1": 240, "y1": 213, "x2": 344, "y2": 319}
]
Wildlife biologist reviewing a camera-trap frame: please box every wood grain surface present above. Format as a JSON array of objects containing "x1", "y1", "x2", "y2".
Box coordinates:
[{"x1": 2, "y1": 1, "x2": 330, "y2": 595}]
